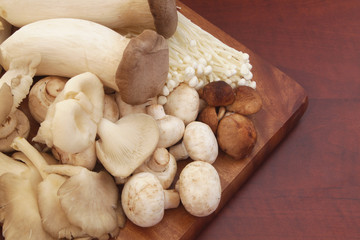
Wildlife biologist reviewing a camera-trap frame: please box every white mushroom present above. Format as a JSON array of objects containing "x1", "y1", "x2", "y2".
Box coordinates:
[
  {"x1": 96, "y1": 113, "x2": 159, "y2": 179},
  {"x1": 33, "y1": 72, "x2": 104, "y2": 154},
  {"x1": 121, "y1": 172, "x2": 180, "y2": 227},
  {"x1": 0, "y1": 18, "x2": 169, "y2": 105},
  {"x1": 103, "y1": 94, "x2": 120, "y2": 122},
  {"x1": 163, "y1": 83, "x2": 200, "y2": 125},
  {"x1": 114, "y1": 93, "x2": 148, "y2": 118},
  {"x1": 0, "y1": 0, "x2": 178, "y2": 38},
  {"x1": 146, "y1": 104, "x2": 185, "y2": 148},
  {"x1": 28, "y1": 76, "x2": 68, "y2": 123},
  {"x1": 176, "y1": 161, "x2": 221, "y2": 217},
  {"x1": 134, "y1": 148, "x2": 177, "y2": 189},
  {"x1": 169, "y1": 121, "x2": 218, "y2": 164}
]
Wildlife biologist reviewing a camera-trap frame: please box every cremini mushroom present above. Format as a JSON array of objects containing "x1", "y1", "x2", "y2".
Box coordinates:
[
  {"x1": 199, "y1": 81, "x2": 235, "y2": 106},
  {"x1": 28, "y1": 76, "x2": 68, "y2": 123},
  {"x1": 176, "y1": 161, "x2": 221, "y2": 217},
  {"x1": 169, "y1": 121, "x2": 218, "y2": 164},
  {"x1": 163, "y1": 83, "x2": 200, "y2": 125},
  {"x1": 226, "y1": 86, "x2": 263, "y2": 115},
  {"x1": 121, "y1": 172, "x2": 180, "y2": 227},
  {"x1": 146, "y1": 104, "x2": 185, "y2": 148},
  {"x1": 134, "y1": 148, "x2": 177, "y2": 189},
  {"x1": 0, "y1": 0, "x2": 178, "y2": 38},
  {"x1": 33, "y1": 72, "x2": 104, "y2": 154},
  {"x1": 217, "y1": 113, "x2": 257, "y2": 159},
  {"x1": 96, "y1": 113, "x2": 159, "y2": 179},
  {"x1": 0, "y1": 18, "x2": 169, "y2": 104}
]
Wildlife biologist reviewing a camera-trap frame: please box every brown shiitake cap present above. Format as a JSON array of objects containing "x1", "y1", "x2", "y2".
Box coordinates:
[
  {"x1": 217, "y1": 113, "x2": 257, "y2": 159},
  {"x1": 0, "y1": 84, "x2": 13, "y2": 124},
  {"x1": 148, "y1": 0, "x2": 178, "y2": 39},
  {"x1": 226, "y1": 86, "x2": 262, "y2": 115},
  {"x1": 201, "y1": 81, "x2": 235, "y2": 107},
  {"x1": 116, "y1": 30, "x2": 169, "y2": 105}
]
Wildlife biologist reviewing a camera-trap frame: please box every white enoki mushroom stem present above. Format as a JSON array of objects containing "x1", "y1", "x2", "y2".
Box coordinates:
[{"x1": 161, "y1": 11, "x2": 256, "y2": 103}]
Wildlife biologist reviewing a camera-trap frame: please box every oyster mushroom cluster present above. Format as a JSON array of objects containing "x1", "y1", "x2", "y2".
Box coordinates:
[{"x1": 198, "y1": 81, "x2": 262, "y2": 159}]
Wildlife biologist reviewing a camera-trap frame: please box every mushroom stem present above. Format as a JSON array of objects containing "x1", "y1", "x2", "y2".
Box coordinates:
[
  {"x1": 0, "y1": 0, "x2": 177, "y2": 38},
  {"x1": 146, "y1": 148, "x2": 170, "y2": 172},
  {"x1": 164, "y1": 189, "x2": 180, "y2": 209},
  {"x1": 11, "y1": 137, "x2": 48, "y2": 179},
  {"x1": 44, "y1": 164, "x2": 88, "y2": 178},
  {"x1": 169, "y1": 142, "x2": 189, "y2": 161}
]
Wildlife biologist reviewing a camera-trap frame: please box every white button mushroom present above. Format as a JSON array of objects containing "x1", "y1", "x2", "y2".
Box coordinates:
[
  {"x1": 121, "y1": 172, "x2": 180, "y2": 227},
  {"x1": 146, "y1": 104, "x2": 185, "y2": 148},
  {"x1": 176, "y1": 161, "x2": 221, "y2": 217},
  {"x1": 163, "y1": 83, "x2": 200, "y2": 125},
  {"x1": 169, "y1": 121, "x2": 218, "y2": 164}
]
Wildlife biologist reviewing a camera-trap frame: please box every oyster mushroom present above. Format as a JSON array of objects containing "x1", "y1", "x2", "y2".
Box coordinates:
[
  {"x1": 121, "y1": 172, "x2": 180, "y2": 227},
  {"x1": 176, "y1": 161, "x2": 221, "y2": 217},
  {"x1": 95, "y1": 113, "x2": 159, "y2": 179}
]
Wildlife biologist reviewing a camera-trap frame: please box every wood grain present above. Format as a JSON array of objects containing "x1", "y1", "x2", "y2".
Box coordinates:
[{"x1": 116, "y1": 2, "x2": 307, "y2": 239}]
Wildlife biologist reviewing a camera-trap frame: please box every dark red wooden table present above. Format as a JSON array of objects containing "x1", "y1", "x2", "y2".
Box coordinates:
[{"x1": 179, "y1": 0, "x2": 360, "y2": 239}]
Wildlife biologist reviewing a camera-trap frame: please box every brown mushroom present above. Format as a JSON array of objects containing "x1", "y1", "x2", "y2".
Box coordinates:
[
  {"x1": 197, "y1": 106, "x2": 226, "y2": 134},
  {"x1": 226, "y1": 86, "x2": 262, "y2": 115},
  {"x1": 200, "y1": 81, "x2": 235, "y2": 107},
  {"x1": 116, "y1": 30, "x2": 169, "y2": 105},
  {"x1": 217, "y1": 113, "x2": 257, "y2": 159}
]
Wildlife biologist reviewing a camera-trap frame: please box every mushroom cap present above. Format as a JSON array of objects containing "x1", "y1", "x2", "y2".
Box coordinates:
[
  {"x1": 178, "y1": 161, "x2": 221, "y2": 217},
  {"x1": 28, "y1": 76, "x2": 67, "y2": 123},
  {"x1": 147, "y1": 0, "x2": 178, "y2": 39},
  {"x1": 121, "y1": 172, "x2": 165, "y2": 227},
  {"x1": 226, "y1": 86, "x2": 263, "y2": 115},
  {"x1": 116, "y1": 30, "x2": 169, "y2": 105},
  {"x1": 163, "y1": 83, "x2": 200, "y2": 125},
  {"x1": 58, "y1": 169, "x2": 119, "y2": 238},
  {"x1": 96, "y1": 113, "x2": 159, "y2": 178},
  {"x1": 0, "y1": 110, "x2": 30, "y2": 152},
  {"x1": 0, "y1": 83, "x2": 13, "y2": 124},
  {"x1": 217, "y1": 113, "x2": 257, "y2": 159},
  {"x1": 200, "y1": 81, "x2": 235, "y2": 107},
  {"x1": 183, "y1": 121, "x2": 218, "y2": 164}
]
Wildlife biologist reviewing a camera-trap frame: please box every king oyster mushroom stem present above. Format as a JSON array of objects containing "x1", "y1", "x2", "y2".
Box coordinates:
[
  {"x1": 33, "y1": 72, "x2": 104, "y2": 154},
  {"x1": 121, "y1": 172, "x2": 180, "y2": 227},
  {"x1": 0, "y1": 0, "x2": 178, "y2": 38},
  {"x1": 0, "y1": 18, "x2": 169, "y2": 105},
  {"x1": 169, "y1": 121, "x2": 218, "y2": 164},
  {"x1": 96, "y1": 113, "x2": 159, "y2": 179},
  {"x1": 28, "y1": 76, "x2": 68, "y2": 123}
]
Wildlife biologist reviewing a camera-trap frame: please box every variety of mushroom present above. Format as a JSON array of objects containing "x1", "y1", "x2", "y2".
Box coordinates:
[{"x1": 0, "y1": 3, "x2": 264, "y2": 239}]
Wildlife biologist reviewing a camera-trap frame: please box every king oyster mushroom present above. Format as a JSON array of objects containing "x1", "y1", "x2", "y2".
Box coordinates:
[
  {"x1": 0, "y1": 18, "x2": 169, "y2": 105},
  {"x1": 0, "y1": 0, "x2": 178, "y2": 38}
]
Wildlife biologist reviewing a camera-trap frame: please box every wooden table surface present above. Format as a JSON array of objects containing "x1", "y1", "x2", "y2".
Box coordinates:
[{"x1": 179, "y1": 0, "x2": 360, "y2": 239}]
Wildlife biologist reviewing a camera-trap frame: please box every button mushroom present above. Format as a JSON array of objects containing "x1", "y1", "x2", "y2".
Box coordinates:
[
  {"x1": 217, "y1": 113, "x2": 257, "y2": 159},
  {"x1": 28, "y1": 76, "x2": 68, "y2": 123},
  {"x1": 95, "y1": 113, "x2": 159, "y2": 179},
  {"x1": 176, "y1": 161, "x2": 221, "y2": 217},
  {"x1": 0, "y1": 18, "x2": 169, "y2": 105},
  {"x1": 146, "y1": 104, "x2": 185, "y2": 148},
  {"x1": 134, "y1": 148, "x2": 177, "y2": 189},
  {"x1": 163, "y1": 83, "x2": 200, "y2": 125},
  {"x1": 169, "y1": 121, "x2": 218, "y2": 164},
  {"x1": 0, "y1": 0, "x2": 178, "y2": 38},
  {"x1": 121, "y1": 172, "x2": 180, "y2": 227}
]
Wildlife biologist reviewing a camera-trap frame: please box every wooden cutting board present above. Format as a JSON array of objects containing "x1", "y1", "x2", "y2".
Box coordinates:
[
  {"x1": 0, "y1": 2, "x2": 308, "y2": 240},
  {"x1": 116, "y1": 2, "x2": 308, "y2": 240}
]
